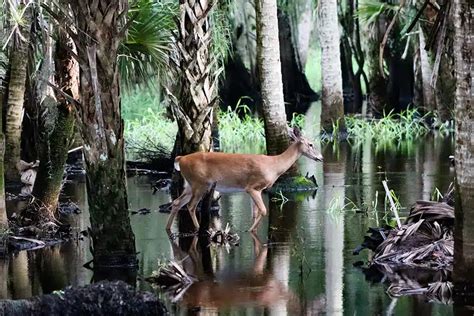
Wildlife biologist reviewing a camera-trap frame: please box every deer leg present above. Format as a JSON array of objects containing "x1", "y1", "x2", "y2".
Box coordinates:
[
  {"x1": 247, "y1": 189, "x2": 267, "y2": 232},
  {"x1": 166, "y1": 186, "x2": 192, "y2": 231},
  {"x1": 187, "y1": 187, "x2": 207, "y2": 230}
]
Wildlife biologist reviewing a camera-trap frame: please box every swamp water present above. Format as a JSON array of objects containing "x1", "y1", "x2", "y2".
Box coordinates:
[{"x1": 0, "y1": 107, "x2": 459, "y2": 315}]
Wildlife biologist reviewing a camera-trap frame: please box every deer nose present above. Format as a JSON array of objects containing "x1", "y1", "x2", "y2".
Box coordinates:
[{"x1": 316, "y1": 155, "x2": 324, "y2": 162}]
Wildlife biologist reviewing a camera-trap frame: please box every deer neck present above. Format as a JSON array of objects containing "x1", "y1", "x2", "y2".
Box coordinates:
[{"x1": 272, "y1": 142, "x2": 302, "y2": 176}]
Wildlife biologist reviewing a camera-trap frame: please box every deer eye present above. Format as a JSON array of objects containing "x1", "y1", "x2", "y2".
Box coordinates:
[{"x1": 309, "y1": 144, "x2": 313, "y2": 147}]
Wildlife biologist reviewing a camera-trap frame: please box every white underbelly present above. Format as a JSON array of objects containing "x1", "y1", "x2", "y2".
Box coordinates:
[{"x1": 215, "y1": 183, "x2": 245, "y2": 193}]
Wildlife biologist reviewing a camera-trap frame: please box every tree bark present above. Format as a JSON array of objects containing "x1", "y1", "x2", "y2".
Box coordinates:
[
  {"x1": 0, "y1": 49, "x2": 7, "y2": 231},
  {"x1": 453, "y1": 0, "x2": 473, "y2": 191},
  {"x1": 4, "y1": 4, "x2": 32, "y2": 182},
  {"x1": 319, "y1": 0, "x2": 344, "y2": 131},
  {"x1": 171, "y1": 0, "x2": 217, "y2": 155},
  {"x1": 256, "y1": 0, "x2": 293, "y2": 161},
  {"x1": 68, "y1": 0, "x2": 136, "y2": 268},
  {"x1": 32, "y1": 27, "x2": 77, "y2": 219},
  {"x1": 278, "y1": 9, "x2": 318, "y2": 111},
  {"x1": 452, "y1": 0, "x2": 473, "y2": 306},
  {"x1": 366, "y1": 20, "x2": 387, "y2": 116},
  {"x1": 418, "y1": 28, "x2": 436, "y2": 112}
]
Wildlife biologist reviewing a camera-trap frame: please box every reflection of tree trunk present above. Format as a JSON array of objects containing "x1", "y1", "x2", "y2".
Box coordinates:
[
  {"x1": 4, "y1": 5, "x2": 32, "y2": 182},
  {"x1": 0, "y1": 259, "x2": 7, "y2": 298},
  {"x1": 453, "y1": 0, "x2": 473, "y2": 309},
  {"x1": 319, "y1": 0, "x2": 344, "y2": 131},
  {"x1": 256, "y1": 0, "x2": 298, "y2": 176},
  {"x1": 323, "y1": 145, "x2": 346, "y2": 316},
  {"x1": 68, "y1": 0, "x2": 136, "y2": 268},
  {"x1": 10, "y1": 252, "x2": 32, "y2": 299}
]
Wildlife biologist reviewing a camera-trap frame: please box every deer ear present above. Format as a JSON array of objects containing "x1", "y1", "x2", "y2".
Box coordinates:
[
  {"x1": 288, "y1": 127, "x2": 297, "y2": 141},
  {"x1": 292, "y1": 126, "x2": 302, "y2": 138}
]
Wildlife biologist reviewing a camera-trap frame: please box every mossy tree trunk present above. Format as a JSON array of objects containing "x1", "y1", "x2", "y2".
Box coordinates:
[
  {"x1": 319, "y1": 0, "x2": 344, "y2": 131},
  {"x1": 67, "y1": 0, "x2": 137, "y2": 268},
  {"x1": 4, "y1": 3, "x2": 32, "y2": 182},
  {"x1": 32, "y1": 28, "x2": 77, "y2": 218}
]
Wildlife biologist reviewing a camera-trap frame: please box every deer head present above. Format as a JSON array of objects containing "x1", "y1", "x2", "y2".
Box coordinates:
[{"x1": 288, "y1": 126, "x2": 323, "y2": 162}]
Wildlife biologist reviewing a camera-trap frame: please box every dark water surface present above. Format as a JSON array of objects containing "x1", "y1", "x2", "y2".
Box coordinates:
[{"x1": 0, "y1": 106, "x2": 457, "y2": 315}]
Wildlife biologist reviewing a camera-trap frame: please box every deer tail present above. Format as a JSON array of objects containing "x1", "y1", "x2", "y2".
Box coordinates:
[{"x1": 174, "y1": 156, "x2": 182, "y2": 171}]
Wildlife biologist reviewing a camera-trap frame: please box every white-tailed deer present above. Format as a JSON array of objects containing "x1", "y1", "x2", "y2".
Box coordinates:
[{"x1": 166, "y1": 126, "x2": 323, "y2": 232}]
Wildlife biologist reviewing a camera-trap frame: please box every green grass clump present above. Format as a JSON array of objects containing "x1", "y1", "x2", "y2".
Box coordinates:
[
  {"x1": 218, "y1": 103, "x2": 266, "y2": 153},
  {"x1": 345, "y1": 108, "x2": 430, "y2": 145},
  {"x1": 122, "y1": 90, "x2": 176, "y2": 159}
]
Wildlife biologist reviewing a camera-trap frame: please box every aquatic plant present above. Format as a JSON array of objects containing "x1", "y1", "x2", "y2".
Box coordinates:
[{"x1": 345, "y1": 108, "x2": 431, "y2": 145}]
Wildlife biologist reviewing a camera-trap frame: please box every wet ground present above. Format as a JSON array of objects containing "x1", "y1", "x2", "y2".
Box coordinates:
[{"x1": 0, "y1": 105, "x2": 458, "y2": 315}]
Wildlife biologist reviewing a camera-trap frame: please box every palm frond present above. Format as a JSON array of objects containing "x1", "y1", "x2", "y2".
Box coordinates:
[
  {"x1": 355, "y1": 0, "x2": 398, "y2": 26},
  {"x1": 119, "y1": 0, "x2": 178, "y2": 90}
]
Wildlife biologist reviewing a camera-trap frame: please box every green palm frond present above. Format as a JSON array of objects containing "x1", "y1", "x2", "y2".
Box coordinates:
[
  {"x1": 355, "y1": 0, "x2": 398, "y2": 26},
  {"x1": 209, "y1": 4, "x2": 232, "y2": 72},
  {"x1": 119, "y1": 0, "x2": 178, "y2": 89}
]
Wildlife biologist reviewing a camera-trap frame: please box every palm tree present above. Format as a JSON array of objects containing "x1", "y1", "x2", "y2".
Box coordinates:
[
  {"x1": 169, "y1": 0, "x2": 219, "y2": 155},
  {"x1": 31, "y1": 24, "x2": 77, "y2": 219},
  {"x1": 48, "y1": 0, "x2": 137, "y2": 268},
  {"x1": 255, "y1": 0, "x2": 293, "y2": 158},
  {"x1": 4, "y1": 1, "x2": 32, "y2": 182},
  {"x1": 319, "y1": 0, "x2": 344, "y2": 132}
]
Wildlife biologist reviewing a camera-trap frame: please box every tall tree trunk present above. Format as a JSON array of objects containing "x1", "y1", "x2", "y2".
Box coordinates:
[
  {"x1": 256, "y1": 0, "x2": 294, "y2": 164},
  {"x1": 452, "y1": 0, "x2": 473, "y2": 307},
  {"x1": 171, "y1": 0, "x2": 217, "y2": 155},
  {"x1": 366, "y1": 20, "x2": 387, "y2": 116},
  {"x1": 0, "y1": 50, "x2": 6, "y2": 231},
  {"x1": 32, "y1": 28, "x2": 77, "y2": 218},
  {"x1": 4, "y1": 4, "x2": 32, "y2": 182},
  {"x1": 68, "y1": 0, "x2": 136, "y2": 268},
  {"x1": 418, "y1": 28, "x2": 436, "y2": 112},
  {"x1": 319, "y1": 0, "x2": 344, "y2": 131}
]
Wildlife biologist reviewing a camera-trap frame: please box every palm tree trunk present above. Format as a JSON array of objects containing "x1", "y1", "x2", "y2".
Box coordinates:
[
  {"x1": 4, "y1": 5, "x2": 32, "y2": 182},
  {"x1": 319, "y1": 0, "x2": 344, "y2": 132},
  {"x1": 172, "y1": 0, "x2": 217, "y2": 155},
  {"x1": 68, "y1": 0, "x2": 136, "y2": 268},
  {"x1": 32, "y1": 28, "x2": 77, "y2": 218},
  {"x1": 256, "y1": 0, "x2": 291, "y2": 156},
  {"x1": 452, "y1": 0, "x2": 474, "y2": 295}
]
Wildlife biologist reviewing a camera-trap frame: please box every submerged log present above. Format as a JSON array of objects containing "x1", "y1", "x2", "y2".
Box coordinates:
[{"x1": 0, "y1": 281, "x2": 167, "y2": 315}]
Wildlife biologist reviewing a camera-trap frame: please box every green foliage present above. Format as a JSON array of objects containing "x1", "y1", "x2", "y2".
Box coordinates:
[
  {"x1": 122, "y1": 91, "x2": 176, "y2": 159},
  {"x1": 345, "y1": 108, "x2": 430, "y2": 146},
  {"x1": 355, "y1": 0, "x2": 398, "y2": 26},
  {"x1": 119, "y1": 0, "x2": 178, "y2": 89},
  {"x1": 218, "y1": 101, "x2": 266, "y2": 153}
]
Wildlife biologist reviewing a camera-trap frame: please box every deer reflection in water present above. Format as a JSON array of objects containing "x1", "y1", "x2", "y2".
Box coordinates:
[{"x1": 166, "y1": 232, "x2": 297, "y2": 313}]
